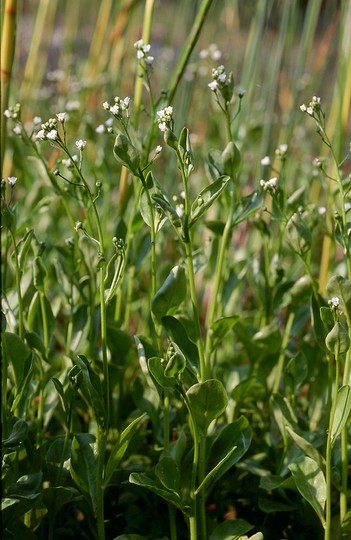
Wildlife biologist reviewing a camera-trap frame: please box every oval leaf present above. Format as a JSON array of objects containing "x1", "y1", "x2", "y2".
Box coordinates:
[
  {"x1": 186, "y1": 379, "x2": 228, "y2": 435},
  {"x1": 288, "y1": 456, "x2": 326, "y2": 526},
  {"x1": 190, "y1": 175, "x2": 230, "y2": 227}
]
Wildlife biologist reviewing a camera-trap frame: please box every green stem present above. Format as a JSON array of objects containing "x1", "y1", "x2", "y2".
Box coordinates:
[
  {"x1": 184, "y1": 239, "x2": 207, "y2": 381},
  {"x1": 272, "y1": 311, "x2": 295, "y2": 394},
  {"x1": 325, "y1": 352, "x2": 340, "y2": 540},
  {"x1": 166, "y1": 0, "x2": 214, "y2": 104},
  {"x1": 95, "y1": 428, "x2": 107, "y2": 540},
  {"x1": 204, "y1": 179, "x2": 235, "y2": 372},
  {"x1": 39, "y1": 290, "x2": 49, "y2": 358},
  {"x1": 132, "y1": 0, "x2": 155, "y2": 128},
  {"x1": 9, "y1": 229, "x2": 24, "y2": 339}
]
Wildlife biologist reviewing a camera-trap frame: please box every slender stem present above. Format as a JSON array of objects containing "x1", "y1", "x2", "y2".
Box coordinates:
[
  {"x1": 39, "y1": 291, "x2": 49, "y2": 358},
  {"x1": 9, "y1": 229, "x2": 24, "y2": 339},
  {"x1": 272, "y1": 311, "x2": 295, "y2": 394},
  {"x1": 95, "y1": 428, "x2": 107, "y2": 540},
  {"x1": 325, "y1": 352, "x2": 340, "y2": 540},
  {"x1": 204, "y1": 180, "x2": 235, "y2": 373},
  {"x1": 132, "y1": 0, "x2": 155, "y2": 128},
  {"x1": 166, "y1": 0, "x2": 214, "y2": 104}
]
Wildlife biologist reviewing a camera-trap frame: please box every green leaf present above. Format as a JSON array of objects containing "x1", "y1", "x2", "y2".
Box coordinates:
[
  {"x1": 129, "y1": 472, "x2": 184, "y2": 511},
  {"x1": 17, "y1": 229, "x2": 34, "y2": 272},
  {"x1": 27, "y1": 291, "x2": 55, "y2": 346},
  {"x1": 24, "y1": 331, "x2": 46, "y2": 356},
  {"x1": 186, "y1": 379, "x2": 228, "y2": 435},
  {"x1": 203, "y1": 416, "x2": 252, "y2": 495},
  {"x1": 286, "y1": 426, "x2": 325, "y2": 469},
  {"x1": 222, "y1": 141, "x2": 241, "y2": 177},
  {"x1": 341, "y1": 510, "x2": 351, "y2": 538},
  {"x1": 161, "y1": 315, "x2": 199, "y2": 375},
  {"x1": 75, "y1": 355, "x2": 106, "y2": 427},
  {"x1": 155, "y1": 456, "x2": 180, "y2": 493},
  {"x1": 70, "y1": 434, "x2": 97, "y2": 509},
  {"x1": 210, "y1": 315, "x2": 240, "y2": 350},
  {"x1": 311, "y1": 293, "x2": 328, "y2": 349},
  {"x1": 325, "y1": 322, "x2": 350, "y2": 355},
  {"x1": 148, "y1": 356, "x2": 177, "y2": 390},
  {"x1": 285, "y1": 212, "x2": 311, "y2": 255},
  {"x1": 232, "y1": 190, "x2": 263, "y2": 227},
  {"x1": 231, "y1": 378, "x2": 266, "y2": 404},
  {"x1": 151, "y1": 266, "x2": 187, "y2": 322},
  {"x1": 3, "y1": 332, "x2": 31, "y2": 386},
  {"x1": 113, "y1": 133, "x2": 140, "y2": 174},
  {"x1": 51, "y1": 377, "x2": 67, "y2": 413},
  {"x1": 190, "y1": 175, "x2": 230, "y2": 227},
  {"x1": 209, "y1": 518, "x2": 253, "y2": 540},
  {"x1": 2, "y1": 419, "x2": 29, "y2": 448},
  {"x1": 331, "y1": 385, "x2": 351, "y2": 446},
  {"x1": 326, "y1": 275, "x2": 351, "y2": 315},
  {"x1": 270, "y1": 393, "x2": 297, "y2": 437},
  {"x1": 288, "y1": 456, "x2": 326, "y2": 526},
  {"x1": 140, "y1": 179, "x2": 168, "y2": 232},
  {"x1": 11, "y1": 353, "x2": 34, "y2": 415},
  {"x1": 1, "y1": 494, "x2": 41, "y2": 527},
  {"x1": 8, "y1": 472, "x2": 42, "y2": 496},
  {"x1": 104, "y1": 414, "x2": 146, "y2": 488}
]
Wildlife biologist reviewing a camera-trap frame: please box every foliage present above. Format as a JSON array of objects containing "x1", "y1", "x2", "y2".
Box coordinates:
[{"x1": 1, "y1": 1, "x2": 351, "y2": 540}]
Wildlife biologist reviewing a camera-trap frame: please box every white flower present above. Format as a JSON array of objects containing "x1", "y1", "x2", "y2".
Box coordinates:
[
  {"x1": 199, "y1": 49, "x2": 209, "y2": 59},
  {"x1": 103, "y1": 101, "x2": 110, "y2": 110},
  {"x1": 72, "y1": 154, "x2": 79, "y2": 162},
  {"x1": 156, "y1": 106, "x2": 173, "y2": 131},
  {"x1": 145, "y1": 56, "x2": 154, "y2": 65},
  {"x1": 4, "y1": 109, "x2": 12, "y2": 118},
  {"x1": 155, "y1": 145, "x2": 162, "y2": 154},
  {"x1": 56, "y1": 112, "x2": 67, "y2": 122},
  {"x1": 62, "y1": 158, "x2": 72, "y2": 167},
  {"x1": 218, "y1": 73, "x2": 226, "y2": 83},
  {"x1": 96, "y1": 124, "x2": 105, "y2": 134},
  {"x1": 307, "y1": 107, "x2": 313, "y2": 115},
  {"x1": 208, "y1": 80, "x2": 218, "y2": 92},
  {"x1": 261, "y1": 156, "x2": 271, "y2": 166},
  {"x1": 75, "y1": 139, "x2": 87, "y2": 150},
  {"x1": 105, "y1": 117, "x2": 113, "y2": 127},
  {"x1": 136, "y1": 50, "x2": 144, "y2": 60},
  {"x1": 36, "y1": 129, "x2": 46, "y2": 140},
  {"x1": 260, "y1": 177, "x2": 278, "y2": 193},
  {"x1": 300, "y1": 104, "x2": 307, "y2": 112},
  {"x1": 318, "y1": 206, "x2": 326, "y2": 215},
  {"x1": 120, "y1": 97, "x2": 130, "y2": 110},
  {"x1": 8, "y1": 176, "x2": 17, "y2": 186},
  {"x1": 329, "y1": 296, "x2": 340, "y2": 308},
  {"x1": 110, "y1": 104, "x2": 120, "y2": 115},
  {"x1": 47, "y1": 129, "x2": 58, "y2": 140},
  {"x1": 13, "y1": 126, "x2": 21, "y2": 135},
  {"x1": 134, "y1": 39, "x2": 143, "y2": 48},
  {"x1": 158, "y1": 122, "x2": 167, "y2": 132},
  {"x1": 279, "y1": 144, "x2": 288, "y2": 153},
  {"x1": 33, "y1": 116, "x2": 42, "y2": 125}
]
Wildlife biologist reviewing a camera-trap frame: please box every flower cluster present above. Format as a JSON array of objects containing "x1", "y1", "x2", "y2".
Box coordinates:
[
  {"x1": 260, "y1": 177, "x2": 278, "y2": 194},
  {"x1": 156, "y1": 106, "x2": 174, "y2": 133},
  {"x1": 103, "y1": 97, "x2": 130, "y2": 120},
  {"x1": 4, "y1": 103, "x2": 21, "y2": 120},
  {"x1": 300, "y1": 96, "x2": 321, "y2": 117},
  {"x1": 134, "y1": 39, "x2": 154, "y2": 64},
  {"x1": 208, "y1": 65, "x2": 235, "y2": 103},
  {"x1": 208, "y1": 65, "x2": 227, "y2": 92},
  {"x1": 36, "y1": 117, "x2": 59, "y2": 141}
]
